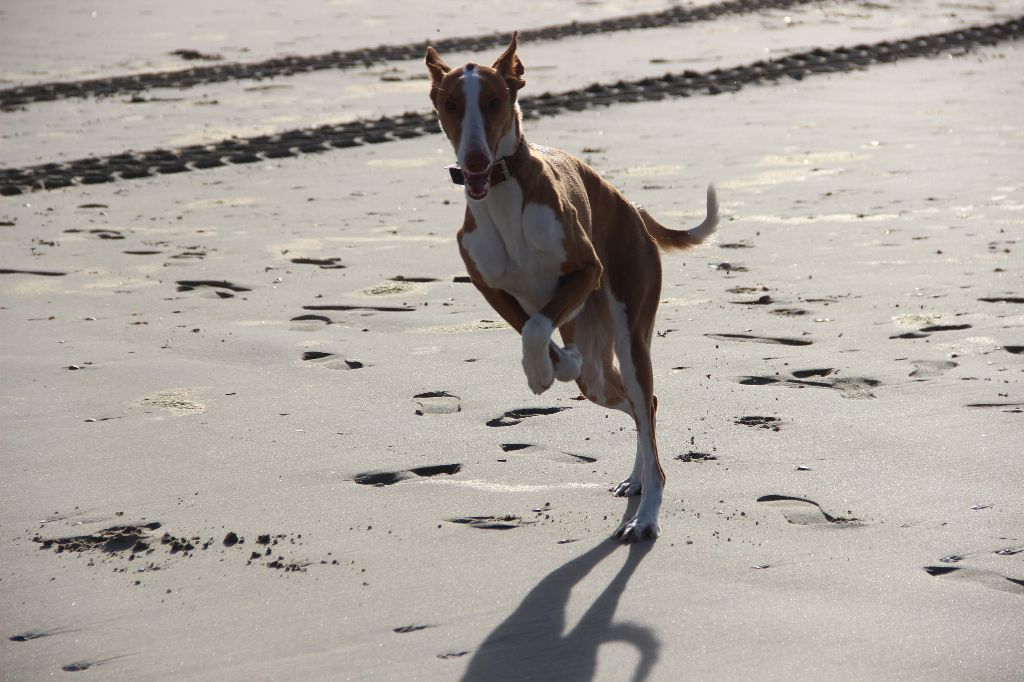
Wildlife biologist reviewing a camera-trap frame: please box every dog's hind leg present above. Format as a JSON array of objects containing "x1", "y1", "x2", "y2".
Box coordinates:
[
  {"x1": 607, "y1": 292, "x2": 664, "y2": 543},
  {"x1": 566, "y1": 306, "x2": 632, "y2": 414},
  {"x1": 567, "y1": 301, "x2": 643, "y2": 499}
]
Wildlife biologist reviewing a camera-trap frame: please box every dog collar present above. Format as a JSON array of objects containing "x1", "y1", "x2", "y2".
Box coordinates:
[
  {"x1": 447, "y1": 158, "x2": 510, "y2": 187},
  {"x1": 446, "y1": 140, "x2": 530, "y2": 187}
]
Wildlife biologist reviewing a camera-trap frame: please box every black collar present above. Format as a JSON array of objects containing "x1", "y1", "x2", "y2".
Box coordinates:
[{"x1": 447, "y1": 139, "x2": 529, "y2": 187}]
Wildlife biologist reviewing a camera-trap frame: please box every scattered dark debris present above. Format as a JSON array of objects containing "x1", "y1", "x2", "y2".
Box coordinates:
[
  {"x1": 735, "y1": 415, "x2": 782, "y2": 430},
  {"x1": 34, "y1": 523, "x2": 330, "y2": 576},
  {"x1": 675, "y1": 451, "x2": 717, "y2": 462}
]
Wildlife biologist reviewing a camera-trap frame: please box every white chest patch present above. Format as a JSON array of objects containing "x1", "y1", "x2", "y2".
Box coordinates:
[{"x1": 463, "y1": 186, "x2": 569, "y2": 315}]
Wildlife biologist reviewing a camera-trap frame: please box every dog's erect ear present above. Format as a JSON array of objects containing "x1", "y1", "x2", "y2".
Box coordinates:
[
  {"x1": 425, "y1": 46, "x2": 452, "y2": 82},
  {"x1": 425, "y1": 46, "x2": 452, "y2": 101},
  {"x1": 492, "y1": 31, "x2": 526, "y2": 95}
]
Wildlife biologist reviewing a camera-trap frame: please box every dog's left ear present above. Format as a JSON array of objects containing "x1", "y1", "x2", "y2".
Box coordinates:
[{"x1": 492, "y1": 31, "x2": 526, "y2": 96}]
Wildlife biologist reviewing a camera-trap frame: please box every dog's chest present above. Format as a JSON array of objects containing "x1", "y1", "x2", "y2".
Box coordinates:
[{"x1": 462, "y1": 181, "x2": 568, "y2": 314}]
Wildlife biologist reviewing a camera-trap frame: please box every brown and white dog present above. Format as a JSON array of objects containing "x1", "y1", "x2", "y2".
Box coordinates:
[{"x1": 425, "y1": 33, "x2": 718, "y2": 542}]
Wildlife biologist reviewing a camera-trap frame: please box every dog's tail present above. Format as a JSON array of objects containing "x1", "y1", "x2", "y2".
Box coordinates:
[{"x1": 640, "y1": 184, "x2": 719, "y2": 252}]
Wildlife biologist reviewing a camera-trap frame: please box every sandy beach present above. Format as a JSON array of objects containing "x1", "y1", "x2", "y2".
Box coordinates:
[{"x1": 2, "y1": 1, "x2": 1022, "y2": 679}]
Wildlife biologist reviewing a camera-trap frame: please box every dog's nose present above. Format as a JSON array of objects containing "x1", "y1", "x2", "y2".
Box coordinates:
[{"x1": 462, "y1": 148, "x2": 490, "y2": 174}]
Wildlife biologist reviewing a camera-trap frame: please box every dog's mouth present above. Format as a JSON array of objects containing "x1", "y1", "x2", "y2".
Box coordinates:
[{"x1": 464, "y1": 169, "x2": 491, "y2": 200}]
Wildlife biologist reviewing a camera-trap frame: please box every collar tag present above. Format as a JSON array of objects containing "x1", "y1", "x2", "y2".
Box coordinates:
[
  {"x1": 492, "y1": 158, "x2": 509, "y2": 184},
  {"x1": 446, "y1": 164, "x2": 465, "y2": 185}
]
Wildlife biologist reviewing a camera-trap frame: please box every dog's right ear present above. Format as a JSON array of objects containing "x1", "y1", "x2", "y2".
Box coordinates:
[{"x1": 425, "y1": 46, "x2": 451, "y2": 103}]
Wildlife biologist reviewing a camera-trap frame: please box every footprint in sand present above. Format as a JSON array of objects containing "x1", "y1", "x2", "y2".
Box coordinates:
[
  {"x1": 290, "y1": 257, "x2": 345, "y2": 269},
  {"x1": 9, "y1": 627, "x2": 74, "y2": 642},
  {"x1": 290, "y1": 314, "x2": 333, "y2": 331},
  {"x1": 62, "y1": 228, "x2": 123, "y2": 240},
  {"x1": 393, "y1": 624, "x2": 432, "y2": 634},
  {"x1": 739, "y1": 369, "x2": 881, "y2": 399},
  {"x1": 167, "y1": 248, "x2": 207, "y2": 261},
  {"x1": 498, "y1": 443, "x2": 596, "y2": 464},
  {"x1": 413, "y1": 391, "x2": 461, "y2": 415},
  {"x1": 890, "y1": 324, "x2": 972, "y2": 340},
  {"x1": 710, "y1": 262, "x2": 749, "y2": 273},
  {"x1": 920, "y1": 324, "x2": 972, "y2": 333},
  {"x1": 301, "y1": 351, "x2": 367, "y2": 370},
  {"x1": 979, "y1": 296, "x2": 1024, "y2": 304},
  {"x1": 437, "y1": 651, "x2": 471, "y2": 660},
  {"x1": 965, "y1": 402, "x2": 1024, "y2": 413},
  {"x1": 302, "y1": 303, "x2": 415, "y2": 313},
  {"x1": 909, "y1": 360, "x2": 958, "y2": 379},
  {"x1": 34, "y1": 522, "x2": 163, "y2": 555},
  {"x1": 362, "y1": 280, "x2": 416, "y2": 297},
  {"x1": 446, "y1": 515, "x2": 531, "y2": 530},
  {"x1": 176, "y1": 280, "x2": 250, "y2": 299},
  {"x1": 141, "y1": 390, "x2": 205, "y2": 414},
  {"x1": 730, "y1": 294, "x2": 774, "y2": 306},
  {"x1": 62, "y1": 657, "x2": 125, "y2": 673},
  {"x1": 0, "y1": 268, "x2": 67, "y2": 277},
  {"x1": 924, "y1": 565, "x2": 1024, "y2": 596},
  {"x1": 352, "y1": 464, "x2": 462, "y2": 486},
  {"x1": 706, "y1": 333, "x2": 812, "y2": 347},
  {"x1": 756, "y1": 495, "x2": 859, "y2": 526},
  {"x1": 487, "y1": 407, "x2": 570, "y2": 427}
]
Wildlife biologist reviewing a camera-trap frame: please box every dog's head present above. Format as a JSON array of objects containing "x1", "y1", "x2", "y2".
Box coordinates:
[{"x1": 425, "y1": 32, "x2": 525, "y2": 200}]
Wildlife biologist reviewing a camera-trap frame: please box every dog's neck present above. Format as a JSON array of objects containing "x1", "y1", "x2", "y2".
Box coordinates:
[
  {"x1": 495, "y1": 103, "x2": 524, "y2": 160},
  {"x1": 496, "y1": 121, "x2": 529, "y2": 175}
]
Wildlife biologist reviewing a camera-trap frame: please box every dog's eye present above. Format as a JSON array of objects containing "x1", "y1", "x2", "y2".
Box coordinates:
[
  {"x1": 489, "y1": 98, "x2": 502, "y2": 110},
  {"x1": 444, "y1": 100, "x2": 458, "y2": 113}
]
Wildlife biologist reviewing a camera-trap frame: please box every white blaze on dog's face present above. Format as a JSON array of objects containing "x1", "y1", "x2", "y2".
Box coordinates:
[{"x1": 425, "y1": 33, "x2": 526, "y2": 200}]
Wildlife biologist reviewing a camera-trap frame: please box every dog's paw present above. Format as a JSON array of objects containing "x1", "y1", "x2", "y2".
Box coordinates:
[
  {"x1": 523, "y1": 354, "x2": 554, "y2": 395},
  {"x1": 522, "y1": 316, "x2": 555, "y2": 395},
  {"x1": 611, "y1": 476, "x2": 642, "y2": 497},
  {"x1": 553, "y1": 344, "x2": 582, "y2": 382},
  {"x1": 615, "y1": 515, "x2": 660, "y2": 543}
]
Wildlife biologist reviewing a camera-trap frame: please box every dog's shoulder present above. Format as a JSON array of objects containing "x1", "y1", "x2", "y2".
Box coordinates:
[{"x1": 522, "y1": 145, "x2": 587, "y2": 208}]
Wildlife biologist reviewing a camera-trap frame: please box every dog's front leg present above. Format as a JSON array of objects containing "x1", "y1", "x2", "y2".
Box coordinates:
[
  {"x1": 522, "y1": 265, "x2": 600, "y2": 395},
  {"x1": 465, "y1": 274, "x2": 582, "y2": 388}
]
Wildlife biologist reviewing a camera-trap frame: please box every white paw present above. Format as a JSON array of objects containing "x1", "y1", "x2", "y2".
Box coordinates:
[
  {"x1": 611, "y1": 476, "x2": 642, "y2": 497},
  {"x1": 522, "y1": 315, "x2": 555, "y2": 395},
  {"x1": 523, "y1": 352, "x2": 554, "y2": 395},
  {"x1": 615, "y1": 515, "x2": 660, "y2": 543},
  {"x1": 553, "y1": 344, "x2": 582, "y2": 382}
]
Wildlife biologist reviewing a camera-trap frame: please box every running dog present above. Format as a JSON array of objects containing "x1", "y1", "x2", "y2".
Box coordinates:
[{"x1": 425, "y1": 33, "x2": 718, "y2": 541}]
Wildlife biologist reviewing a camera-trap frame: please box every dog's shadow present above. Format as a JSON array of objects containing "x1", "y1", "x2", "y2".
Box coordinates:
[{"x1": 459, "y1": 498, "x2": 659, "y2": 682}]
